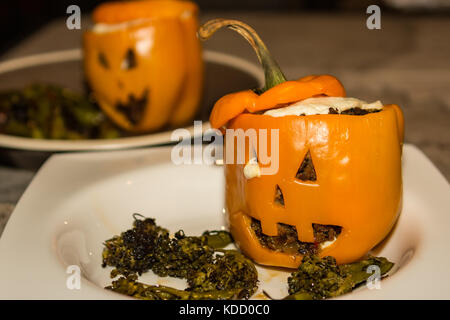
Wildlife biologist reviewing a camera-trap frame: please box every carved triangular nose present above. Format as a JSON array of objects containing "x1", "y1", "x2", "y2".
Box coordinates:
[
  {"x1": 274, "y1": 184, "x2": 285, "y2": 207},
  {"x1": 295, "y1": 150, "x2": 317, "y2": 181}
]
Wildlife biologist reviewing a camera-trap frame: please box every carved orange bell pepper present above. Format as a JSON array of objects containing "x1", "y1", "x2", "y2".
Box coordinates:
[
  {"x1": 84, "y1": 0, "x2": 203, "y2": 132},
  {"x1": 200, "y1": 19, "x2": 404, "y2": 268}
]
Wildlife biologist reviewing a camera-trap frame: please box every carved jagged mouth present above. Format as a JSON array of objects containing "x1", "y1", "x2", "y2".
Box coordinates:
[
  {"x1": 116, "y1": 89, "x2": 149, "y2": 125},
  {"x1": 251, "y1": 218, "x2": 342, "y2": 256}
]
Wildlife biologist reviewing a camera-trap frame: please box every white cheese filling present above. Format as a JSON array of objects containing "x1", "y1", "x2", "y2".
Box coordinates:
[
  {"x1": 243, "y1": 158, "x2": 261, "y2": 179},
  {"x1": 263, "y1": 97, "x2": 383, "y2": 117},
  {"x1": 92, "y1": 19, "x2": 151, "y2": 34},
  {"x1": 320, "y1": 237, "x2": 337, "y2": 250},
  {"x1": 92, "y1": 8, "x2": 193, "y2": 34}
]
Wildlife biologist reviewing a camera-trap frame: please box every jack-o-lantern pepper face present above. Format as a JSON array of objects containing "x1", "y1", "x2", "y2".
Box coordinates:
[
  {"x1": 225, "y1": 106, "x2": 403, "y2": 268},
  {"x1": 83, "y1": 0, "x2": 203, "y2": 132},
  {"x1": 200, "y1": 19, "x2": 404, "y2": 268}
]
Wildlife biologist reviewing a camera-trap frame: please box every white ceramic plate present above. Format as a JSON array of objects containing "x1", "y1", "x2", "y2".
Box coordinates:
[
  {"x1": 0, "y1": 144, "x2": 449, "y2": 299},
  {"x1": 0, "y1": 49, "x2": 263, "y2": 152}
]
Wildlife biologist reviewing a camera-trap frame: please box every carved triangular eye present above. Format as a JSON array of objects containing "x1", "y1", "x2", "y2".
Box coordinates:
[
  {"x1": 98, "y1": 52, "x2": 109, "y2": 69},
  {"x1": 296, "y1": 150, "x2": 317, "y2": 181},
  {"x1": 274, "y1": 185, "x2": 285, "y2": 207},
  {"x1": 122, "y1": 48, "x2": 137, "y2": 70}
]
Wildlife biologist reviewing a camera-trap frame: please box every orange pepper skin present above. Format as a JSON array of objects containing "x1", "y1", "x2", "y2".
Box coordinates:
[
  {"x1": 224, "y1": 104, "x2": 404, "y2": 268},
  {"x1": 210, "y1": 75, "x2": 346, "y2": 129},
  {"x1": 84, "y1": 0, "x2": 203, "y2": 132}
]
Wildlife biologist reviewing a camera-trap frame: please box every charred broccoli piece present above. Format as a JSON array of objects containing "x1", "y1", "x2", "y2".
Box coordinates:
[
  {"x1": 285, "y1": 255, "x2": 394, "y2": 300},
  {"x1": 102, "y1": 215, "x2": 170, "y2": 275},
  {"x1": 103, "y1": 215, "x2": 257, "y2": 300},
  {"x1": 103, "y1": 215, "x2": 221, "y2": 278},
  {"x1": 150, "y1": 230, "x2": 234, "y2": 278},
  {"x1": 0, "y1": 83, "x2": 122, "y2": 139},
  {"x1": 150, "y1": 230, "x2": 216, "y2": 278},
  {"x1": 187, "y1": 250, "x2": 258, "y2": 299}
]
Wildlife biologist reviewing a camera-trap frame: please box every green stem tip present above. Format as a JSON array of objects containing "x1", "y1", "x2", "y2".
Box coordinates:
[{"x1": 198, "y1": 19, "x2": 287, "y2": 93}]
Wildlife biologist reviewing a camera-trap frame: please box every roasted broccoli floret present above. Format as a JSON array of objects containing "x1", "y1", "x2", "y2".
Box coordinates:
[
  {"x1": 149, "y1": 230, "x2": 216, "y2": 278},
  {"x1": 187, "y1": 250, "x2": 258, "y2": 299},
  {"x1": 0, "y1": 83, "x2": 122, "y2": 139},
  {"x1": 102, "y1": 215, "x2": 235, "y2": 278},
  {"x1": 103, "y1": 215, "x2": 257, "y2": 300},
  {"x1": 285, "y1": 255, "x2": 394, "y2": 300},
  {"x1": 102, "y1": 215, "x2": 171, "y2": 275}
]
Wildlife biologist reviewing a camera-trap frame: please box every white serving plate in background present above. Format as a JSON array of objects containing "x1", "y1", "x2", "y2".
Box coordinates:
[
  {"x1": 0, "y1": 49, "x2": 263, "y2": 152},
  {"x1": 0, "y1": 144, "x2": 449, "y2": 299}
]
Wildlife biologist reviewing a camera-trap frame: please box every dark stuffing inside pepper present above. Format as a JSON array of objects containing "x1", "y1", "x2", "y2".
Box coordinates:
[
  {"x1": 328, "y1": 107, "x2": 380, "y2": 115},
  {"x1": 296, "y1": 151, "x2": 317, "y2": 181},
  {"x1": 251, "y1": 218, "x2": 342, "y2": 255}
]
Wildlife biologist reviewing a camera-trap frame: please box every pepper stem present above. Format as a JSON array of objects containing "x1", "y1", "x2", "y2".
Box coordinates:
[{"x1": 198, "y1": 19, "x2": 287, "y2": 93}]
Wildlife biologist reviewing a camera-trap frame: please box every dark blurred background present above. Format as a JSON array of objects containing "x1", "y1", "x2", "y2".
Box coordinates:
[{"x1": 2, "y1": 0, "x2": 449, "y2": 55}]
